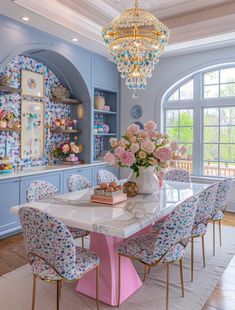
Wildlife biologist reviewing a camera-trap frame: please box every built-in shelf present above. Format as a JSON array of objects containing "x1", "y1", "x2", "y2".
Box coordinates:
[
  {"x1": 50, "y1": 129, "x2": 83, "y2": 134},
  {"x1": 0, "y1": 85, "x2": 20, "y2": 94},
  {"x1": 0, "y1": 127, "x2": 21, "y2": 132},
  {"x1": 94, "y1": 133, "x2": 116, "y2": 137},
  {"x1": 52, "y1": 98, "x2": 82, "y2": 105},
  {"x1": 94, "y1": 109, "x2": 117, "y2": 115}
]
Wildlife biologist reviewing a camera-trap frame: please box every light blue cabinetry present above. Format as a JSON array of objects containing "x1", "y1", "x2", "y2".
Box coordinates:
[{"x1": 0, "y1": 178, "x2": 21, "y2": 238}]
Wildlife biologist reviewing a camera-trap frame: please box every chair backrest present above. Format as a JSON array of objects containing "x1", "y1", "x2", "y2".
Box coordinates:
[
  {"x1": 153, "y1": 195, "x2": 198, "y2": 260},
  {"x1": 26, "y1": 181, "x2": 59, "y2": 202},
  {"x1": 97, "y1": 169, "x2": 118, "y2": 184},
  {"x1": 67, "y1": 174, "x2": 92, "y2": 192},
  {"x1": 213, "y1": 178, "x2": 233, "y2": 215},
  {"x1": 193, "y1": 183, "x2": 218, "y2": 227},
  {"x1": 19, "y1": 207, "x2": 76, "y2": 280},
  {"x1": 165, "y1": 168, "x2": 191, "y2": 183}
]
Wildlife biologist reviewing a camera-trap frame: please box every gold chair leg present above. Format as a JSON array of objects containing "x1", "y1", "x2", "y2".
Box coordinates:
[
  {"x1": 56, "y1": 281, "x2": 61, "y2": 310},
  {"x1": 213, "y1": 221, "x2": 216, "y2": 256},
  {"x1": 31, "y1": 274, "x2": 36, "y2": 310},
  {"x1": 96, "y1": 266, "x2": 100, "y2": 310},
  {"x1": 117, "y1": 254, "x2": 121, "y2": 307},
  {"x1": 179, "y1": 259, "x2": 184, "y2": 297},
  {"x1": 148, "y1": 265, "x2": 151, "y2": 274},
  {"x1": 166, "y1": 263, "x2": 169, "y2": 310},
  {"x1": 143, "y1": 264, "x2": 148, "y2": 282},
  {"x1": 191, "y1": 237, "x2": 194, "y2": 282},
  {"x1": 82, "y1": 237, "x2": 84, "y2": 248},
  {"x1": 201, "y1": 235, "x2": 206, "y2": 268},
  {"x1": 58, "y1": 281, "x2": 62, "y2": 300},
  {"x1": 219, "y1": 220, "x2": 222, "y2": 247}
]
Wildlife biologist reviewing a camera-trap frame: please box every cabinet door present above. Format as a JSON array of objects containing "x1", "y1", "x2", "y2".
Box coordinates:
[
  {"x1": 0, "y1": 178, "x2": 20, "y2": 239},
  {"x1": 63, "y1": 167, "x2": 93, "y2": 193},
  {"x1": 93, "y1": 165, "x2": 120, "y2": 186},
  {"x1": 20, "y1": 172, "x2": 63, "y2": 203}
]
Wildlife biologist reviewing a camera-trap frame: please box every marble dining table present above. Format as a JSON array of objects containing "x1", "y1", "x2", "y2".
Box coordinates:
[{"x1": 11, "y1": 180, "x2": 209, "y2": 306}]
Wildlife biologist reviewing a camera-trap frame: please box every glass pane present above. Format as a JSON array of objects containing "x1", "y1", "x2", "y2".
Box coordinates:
[
  {"x1": 179, "y1": 127, "x2": 193, "y2": 143},
  {"x1": 220, "y1": 107, "x2": 235, "y2": 125},
  {"x1": 179, "y1": 109, "x2": 193, "y2": 126},
  {"x1": 220, "y1": 68, "x2": 235, "y2": 83},
  {"x1": 168, "y1": 90, "x2": 179, "y2": 101},
  {"x1": 179, "y1": 143, "x2": 193, "y2": 158},
  {"x1": 219, "y1": 163, "x2": 235, "y2": 177},
  {"x1": 204, "y1": 108, "x2": 219, "y2": 126},
  {"x1": 204, "y1": 71, "x2": 219, "y2": 85},
  {"x1": 220, "y1": 144, "x2": 235, "y2": 162},
  {"x1": 204, "y1": 127, "x2": 219, "y2": 143},
  {"x1": 166, "y1": 127, "x2": 178, "y2": 141},
  {"x1": 204, "y1": 162, "x2": 219, "y2": 176},
  {"x1": 179, "y1": 80, "x2": 193, "y2": 100},
  {"x1": 220, "y1": 126, "x2": 235, "y2": 143},
  {"x1": 204, "y1": 144, "x2": 218, "y2": 161},
  {"x1": 166, "y1": 110, "x2": 179, "y2": 126},
  {"x1": 204, "y1": 85, "x2": 219, "y2": 98},
  {"x1": 220, "y1": 83, "x2": 235, "y2": 97}
]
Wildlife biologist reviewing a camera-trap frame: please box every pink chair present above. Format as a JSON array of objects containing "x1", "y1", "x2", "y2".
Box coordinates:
[
  {"x1": 118, "y1": 195, "x2": 198, "y2": 310},
  {"x1": 19, "y1": 207, "x2": 100, "y2": 310},
  {"x1": 97, "y1": 169, "x2": 118, "y2": 184},
  {"x1": 67, "y1": 174, "x2": 92, "y2": 192}
]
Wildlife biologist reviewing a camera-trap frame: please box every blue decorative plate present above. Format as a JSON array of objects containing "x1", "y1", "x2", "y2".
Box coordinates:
[
  {"x1": 131, "y1": 105, "x2": 142, "y2": 119},
  {"x1": 134, "y1": 121, "x2": 144, "y2": 130}
]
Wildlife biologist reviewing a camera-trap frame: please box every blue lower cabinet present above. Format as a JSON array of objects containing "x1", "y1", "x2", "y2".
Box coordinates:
[
  {"x1": 93, "y1": 164, "x2": 120, "y2": 186},
  {"x1": 63, "y1": 167, "x2": 93, "y2": 193},
  {"x1": 0, "y1": 178, "x2": 21, "y2": 239},
  {"x1": 20, "y1": 172, "x2": 63, "y2": 203}
]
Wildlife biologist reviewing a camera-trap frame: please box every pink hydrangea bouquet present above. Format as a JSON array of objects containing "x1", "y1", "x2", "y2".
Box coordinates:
[{"x1": 104, "y1": 121, "x2": 172, "y2": 177}]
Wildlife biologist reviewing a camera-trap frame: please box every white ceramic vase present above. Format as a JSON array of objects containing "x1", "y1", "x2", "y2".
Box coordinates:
[{"x1": 128, "y1": 166, "x2": 159, "y2": 195}]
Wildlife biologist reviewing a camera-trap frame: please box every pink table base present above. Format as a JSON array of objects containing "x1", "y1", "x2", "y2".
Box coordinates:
[{"x1": 76, "y1": 226, "x2": 150, "y2": 306}]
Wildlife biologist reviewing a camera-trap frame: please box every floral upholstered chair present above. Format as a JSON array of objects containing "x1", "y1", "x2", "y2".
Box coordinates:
[
  {"x1": 19, "y1": 207, "x2": 100, "y2": 310},
  {"x1": 67, "y1": 174, "x2": 92, "y2": 192},
  {"x1": 190, "y1": 183, "x2": 218, "y2": 281},
  {"x1": 97, "y1": 169, "x2": 118, "y2": 184},
  {"x1": 118, "y1": 195, "x2": 198, "y2": 310},
  {"x1": 165, "y1": 168, "x2": 191, "y2": 183},
  {"x1": 210, "y1": 178, "x2": 232, "y2": 256},
  {"x1": 26, "y1": 181, "x2": 90, "y2": 247}
]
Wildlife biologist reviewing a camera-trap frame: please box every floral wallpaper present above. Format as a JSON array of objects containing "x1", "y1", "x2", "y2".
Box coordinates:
[{"x1": 0, "y1": 55, "x2": 71, "y2": 168}]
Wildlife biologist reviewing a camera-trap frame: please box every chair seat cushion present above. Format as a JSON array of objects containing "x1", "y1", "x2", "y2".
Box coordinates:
[
  {"x1": 31, "y1": 247, "x2": 100, "y2": 281},
  {"x1": 211, "y1": 210, "x2": 224, "y2": 221},
  {"x1": 68, "y1": 226, "x2": 90, "y2": 239},
  {"x1": 191, "y1": 223, "x2": 207, "y2": 237},
  {"x1": 118, "y1": 234, "x2": 185, "y2": 265}
]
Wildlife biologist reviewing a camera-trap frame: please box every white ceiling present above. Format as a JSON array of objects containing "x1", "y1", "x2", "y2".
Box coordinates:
[{"x1": 0, "y1": 0, "x2": 235, "y2": 57}]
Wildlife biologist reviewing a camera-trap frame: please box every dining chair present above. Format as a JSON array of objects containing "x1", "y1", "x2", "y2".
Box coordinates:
[
  {"x1": 67, "y1": 174, "x2": 92, "y2": 192},
  {"x1": 210, "y1": 178, "x2": 232, "y2": 256},
  {"x1": 190, "y1": 183, "x2": 218, "y2": 281},
  {"x1": 26, "y1": 181, "x2": 90, "y2": 247},
  {"x1": 19, "y1": 207, "x2": 100, "y2": 310},
  {"x1": 118, "y1": 195, "x2": 198, "y2": 310},
  {"x1": 97, "y1": 169, "x2": 118, "y2": 184},
  {"x1": 165, "y1": 168, "x2": 191, "y2": 183}
]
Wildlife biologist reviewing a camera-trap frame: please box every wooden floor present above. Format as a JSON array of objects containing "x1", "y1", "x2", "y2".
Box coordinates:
[{"x1": 1, "y1": 212, "x2": 235, "y2": 309}]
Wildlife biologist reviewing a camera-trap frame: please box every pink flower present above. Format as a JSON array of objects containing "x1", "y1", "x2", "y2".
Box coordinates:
[
  {"x1": 130, "y1": 143, "x2": 140, "y2": 153},
  {"x1": 139, "y1": 151, "x2": 147, "y2": 159},
  {"x1": 149, "y1": 159, "x2": 158, "y2": 166},
  {"x1": 114, "y1": 146, "x2": 125, "y2": 157},
  {"x1": 153, "y1": 147, "x2": 172, "y2": 162},
  {"x1": 118, "y1": 139, "x2": 126, "y2": 148},
  {"x1": 120, "y1": 151, "x2": 135, "y2": 166},
  {"x1": 129, "y1": 135, "x2": 137, "y2": 143},
  {"x1": 137, "y1": 130, "x2": 148, "y2": 140},
  {"x1": 62, "y1": 144, "x2": 70, "y2": 153},
  {"x1": 127, "y1": 123, "x2": 140, "y2": 135},
  {"x1": 104, "y1": 151, "x2": 116, "y2": 165},
  {"x1": 144, "y1": 121, "x2": 157, "y2": 132},
  {"x1": 109, "y1": 137, "x2": 118, "y2": 148},
  {"x1": 141, "y1": 140, "x2": 155, "y2": 154},
  {"x1": 170, "y1": 142, "x2": 178, "y2": 152}
]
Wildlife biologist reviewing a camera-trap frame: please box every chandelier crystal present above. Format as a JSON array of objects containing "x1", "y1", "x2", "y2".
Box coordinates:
[{"x1": 102, "y1": 0, "x2": 170, "y2": 98}]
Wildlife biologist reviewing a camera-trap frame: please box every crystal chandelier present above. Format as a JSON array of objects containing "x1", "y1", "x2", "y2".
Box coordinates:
[{"x1": 102, "y1": 0, "x2": 170, "y2": 98}]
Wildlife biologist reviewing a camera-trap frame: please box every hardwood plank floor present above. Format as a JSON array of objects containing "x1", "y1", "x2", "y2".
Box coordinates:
[{"x1": 1, "y1": 212, "x2": 235, "y2": 309}]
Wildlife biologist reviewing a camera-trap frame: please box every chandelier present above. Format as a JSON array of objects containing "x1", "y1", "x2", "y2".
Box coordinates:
[{"x1": 102, "y1": 0, "x2": 170, "y2": 98}]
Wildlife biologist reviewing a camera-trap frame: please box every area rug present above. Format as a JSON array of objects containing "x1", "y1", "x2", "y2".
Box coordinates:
[{"x1": 0, "y1": 224, "x2": 235, "y2": 310}]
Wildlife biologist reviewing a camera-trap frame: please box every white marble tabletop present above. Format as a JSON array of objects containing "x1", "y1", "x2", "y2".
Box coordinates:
[{"x1": 11, "y1": 181, "x2": 209, "y2": 238}]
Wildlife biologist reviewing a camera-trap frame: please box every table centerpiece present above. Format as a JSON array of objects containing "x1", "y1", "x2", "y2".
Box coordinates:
[{"x1": 104, "y1": 121, "x2": 172, "y2": 194}]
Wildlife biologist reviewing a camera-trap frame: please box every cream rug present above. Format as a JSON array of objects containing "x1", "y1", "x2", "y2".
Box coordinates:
[{"x1": 1, "y1": 224, "x2": 235, "y2": 310}]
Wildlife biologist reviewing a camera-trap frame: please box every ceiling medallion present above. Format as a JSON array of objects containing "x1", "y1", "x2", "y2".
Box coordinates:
[{"x1": 102, "y1": 0, "x2": 170, "y2": 98}]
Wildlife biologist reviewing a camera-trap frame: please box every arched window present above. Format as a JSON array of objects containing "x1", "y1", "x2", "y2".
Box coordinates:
[{"x1": 163, "y1": 65, "x2": 235, "y2": 177}]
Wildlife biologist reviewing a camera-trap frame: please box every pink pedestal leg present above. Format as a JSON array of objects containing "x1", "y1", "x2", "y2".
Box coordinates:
[{"x1": 76, "y1": 231, "x2": 145, "y2": 306}]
